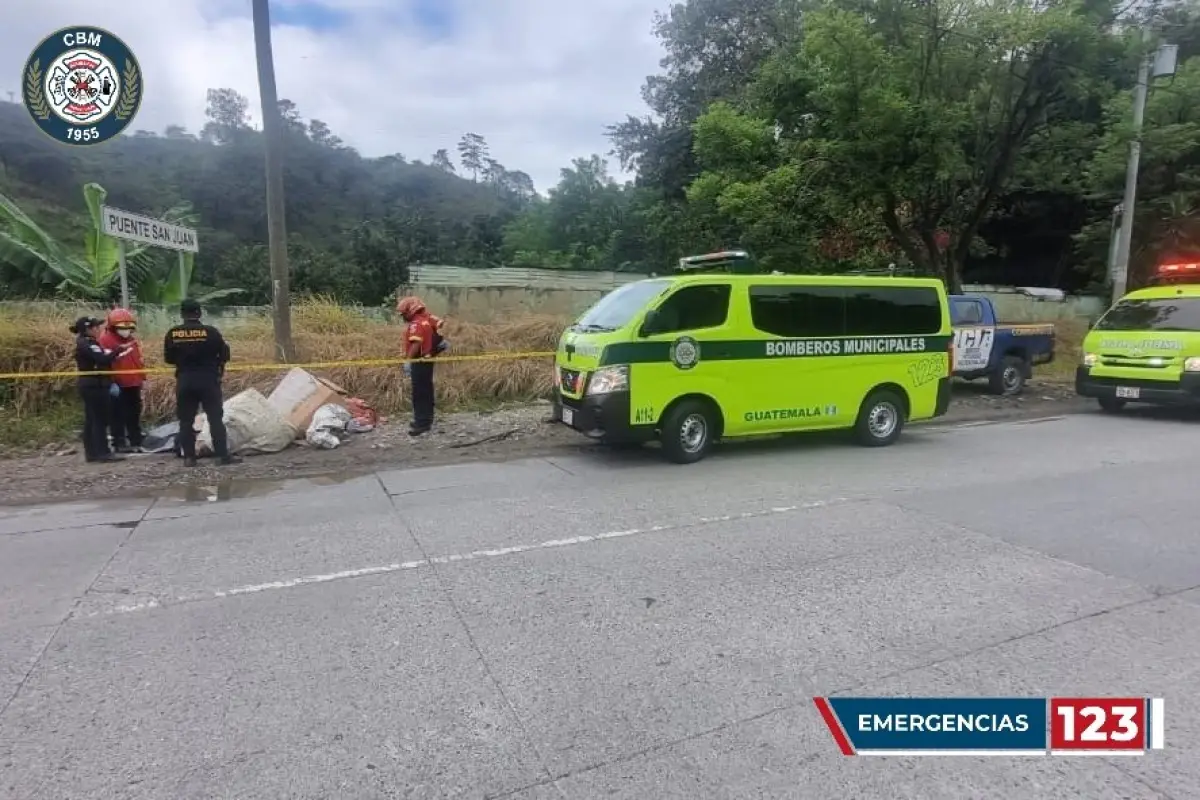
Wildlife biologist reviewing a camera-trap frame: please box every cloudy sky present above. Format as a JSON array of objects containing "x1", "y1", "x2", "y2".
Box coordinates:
[{"x1": 4, "y1": 0, "x2": 670, "y2": 192}]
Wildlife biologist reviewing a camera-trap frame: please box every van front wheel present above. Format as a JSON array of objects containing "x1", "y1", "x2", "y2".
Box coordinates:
[
  {"x1": 660, "y1": 400, "x2": 716, "y2": 464},
  {"x1": 854, "y1": 391, "x2": 905, "y2": 447}
]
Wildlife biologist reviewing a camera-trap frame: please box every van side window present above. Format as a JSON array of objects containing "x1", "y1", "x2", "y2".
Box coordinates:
[
  {"x1": 749, "y1": 286, "x2": 845, "y2": 337},
  {"x1": 845, "y1": 287, "x2": 942, "y2": 336},
  {"x1": 653, "y1": 284, "x2": 731, "y2": 333},
  {"x1": 951, "y1": 300, "x2": 984, "y2": 326}
]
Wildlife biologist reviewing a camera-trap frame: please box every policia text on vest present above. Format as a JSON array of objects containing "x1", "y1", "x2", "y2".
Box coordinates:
[{"x1": 163, "y1": 300, "x2": 241, "y2": 466}]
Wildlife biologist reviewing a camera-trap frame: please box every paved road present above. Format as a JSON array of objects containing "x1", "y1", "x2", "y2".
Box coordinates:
[{"x1": 1, "y1": 409, "x2": 1198, "y2": 799}]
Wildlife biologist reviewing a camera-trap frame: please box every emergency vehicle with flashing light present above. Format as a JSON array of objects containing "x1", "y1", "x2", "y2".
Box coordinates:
[
  {"x1": 1076, "y1": 260, "x2": 1200, "y2": 411},
  {"x1": 550, "y1": 250, "x2": 955, "y2": 463}
]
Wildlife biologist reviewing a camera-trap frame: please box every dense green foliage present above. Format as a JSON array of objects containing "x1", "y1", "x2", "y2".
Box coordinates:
[
  {"x1": 0, "y1": 90, "x2": 534, "y2": 305},
  {"x1": 4, "y1": 0, "x2": 1200, "y2": 302}
]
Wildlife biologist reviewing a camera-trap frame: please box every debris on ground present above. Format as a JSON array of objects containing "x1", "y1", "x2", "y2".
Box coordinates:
[
  {"x1": 306, "y1": 403, "x2": 354, "y2": 449},
  {"x1": 268, "y1": 368, "x2": 348, "y2": 431}
]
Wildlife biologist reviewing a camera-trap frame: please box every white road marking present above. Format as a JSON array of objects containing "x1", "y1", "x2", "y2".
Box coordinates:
[{"x1": 87, "y1": 497, "x2": 849, "y2": 617}]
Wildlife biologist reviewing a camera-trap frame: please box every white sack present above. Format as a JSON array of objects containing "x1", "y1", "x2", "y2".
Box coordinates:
[
  {"x1": 305, "y1": 403, "x2": 353, "y2": 449},
  {"x1": 196, "y1": 388, "x2": 296, "y2": 456}
]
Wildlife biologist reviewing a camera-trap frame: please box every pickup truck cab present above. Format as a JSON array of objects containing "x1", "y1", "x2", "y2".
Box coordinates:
[{"x1": 950, "y1": 294, "x2": 1056, "y2": 395}]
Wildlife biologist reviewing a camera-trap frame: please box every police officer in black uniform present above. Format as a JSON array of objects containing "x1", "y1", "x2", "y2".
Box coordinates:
[
  {"x1": 164, "y1": 299, "x2": 241, "y2": 467},
  {"x1": 72, "y1": 315, "x2": 132, "y2": 463}
]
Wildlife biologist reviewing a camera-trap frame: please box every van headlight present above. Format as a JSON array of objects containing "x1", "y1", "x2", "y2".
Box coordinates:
[
  {"x1": 1184, "y1": 357, "x2": 1200, "y2": 372},
  {"x1": 1081, "y1": 352, "x2": 1098, "y2": 367},
  {"x1": 587, "y1": 365, "x2": 628, "y2": 395}
]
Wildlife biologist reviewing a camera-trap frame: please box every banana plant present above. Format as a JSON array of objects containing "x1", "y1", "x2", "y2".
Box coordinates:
[
  {"x1": 0, "y1": 190, "x2": 104, "y2": 296},
  {"x1": 0, "y1": 183, "x2": 243, "y2": 303}
]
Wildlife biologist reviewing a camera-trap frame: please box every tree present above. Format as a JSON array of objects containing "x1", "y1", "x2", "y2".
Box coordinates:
[
  {"x1": 457, "y1": 133, "x2": 489, "y2": 181},
  {"x1": 501, "y1": 155, "x2": 643, "y2": 270},
  {"x1": 200, "y1": 88, "x2": 251, "y2": 144},
  {"x1": 1079, "y1": 54, "x2": 1200, "y2": 289},
  {"x1": 308, "y1": 119, "x2": 342, "y2": 148},
  {"x1": 482, "y1": 158, "x2": 507, "y2": 186},
  {"x1": 277, "y1": 99, "x2": 306, "y2": 135},
  {"x1": 734, "y1": 0, "x2": 1121, "y2": 290},
  {"x1": 431, "y1": 149, "x2": 456, "y2": 173}
]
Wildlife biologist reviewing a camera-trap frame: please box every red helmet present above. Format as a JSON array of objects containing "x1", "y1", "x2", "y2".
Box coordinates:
[
  {"x1": 395, "y1": 296, "x2": 426, "y2": 319},
  {"x1": 107, "y1": 307, "x2": 136, "y2": 329}
]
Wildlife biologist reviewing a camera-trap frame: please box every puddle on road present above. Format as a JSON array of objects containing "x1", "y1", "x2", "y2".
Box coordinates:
[{"x1": 152, "y1": 472, "x2": 370, "y2": 504}]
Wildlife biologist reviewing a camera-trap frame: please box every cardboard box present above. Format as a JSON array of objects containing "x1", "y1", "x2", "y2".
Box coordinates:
[{"x1": 267, "y1": 367, "x2": 348, "y2": 433}]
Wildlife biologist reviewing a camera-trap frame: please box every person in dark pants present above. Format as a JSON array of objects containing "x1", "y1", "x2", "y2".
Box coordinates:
[
  {"x1": 71, "y1": 316, "x2": 133, "y2": 463},
  {"x1": 395, "y1": 296, "x2": 443, "y2": 435},
  {"x1": 163, "y1": 299, "x2": 242, "y2": 467},
  {"x1": 98, "y1": 307, "x2": 145, "y2": 452}
]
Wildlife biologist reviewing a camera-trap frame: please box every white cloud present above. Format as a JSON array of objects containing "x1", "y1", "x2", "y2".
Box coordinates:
[{"x1": 2, "y1": 0, "x2": 669, "y2": 192}]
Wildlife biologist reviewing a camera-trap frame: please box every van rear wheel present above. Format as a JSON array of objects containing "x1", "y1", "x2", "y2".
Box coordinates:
[
  {"x1": 854, "y1": 390, "x2": 905, "y2": 447},
  {"x1": 660, "y1": 399, "x2": 716, "y2": 464}
]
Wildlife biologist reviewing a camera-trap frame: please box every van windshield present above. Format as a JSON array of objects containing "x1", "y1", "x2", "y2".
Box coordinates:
[
  {"x1": 1094, "y1": 297, "x2": 1200, "y2": 332},
  {"x1": 572, "y1": 280, "x2": 670, "y2": 331}
]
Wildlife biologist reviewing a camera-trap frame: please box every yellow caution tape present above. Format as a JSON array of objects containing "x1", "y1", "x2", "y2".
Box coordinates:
[{"x1": 0, "y1": 350, "x2": 558, "y2": 381}]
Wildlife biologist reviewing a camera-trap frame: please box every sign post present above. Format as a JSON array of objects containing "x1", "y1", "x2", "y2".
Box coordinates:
[
  {"x1": 100, "y1": 205, "x2": 199, "y2": 308},
  {"x1": 117, "y1": 240, "x2": 130, "y2": 308}
]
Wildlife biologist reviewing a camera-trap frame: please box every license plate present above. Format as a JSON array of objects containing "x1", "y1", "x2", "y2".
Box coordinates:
[
  {"x1": 1115, "y1": 386, "x2": 1140, "y2": 399},
  {"x1": 561, "y1": 407, "x2": 575, "y2": 426}
]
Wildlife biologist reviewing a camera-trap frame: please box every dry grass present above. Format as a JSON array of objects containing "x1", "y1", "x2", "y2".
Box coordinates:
[
  {"x1": 1043, "y1": 318, "x2": 1089, "y2": 384},
  {"x1": 0, "y1": 298, "x2": 567, "y2": 423}
]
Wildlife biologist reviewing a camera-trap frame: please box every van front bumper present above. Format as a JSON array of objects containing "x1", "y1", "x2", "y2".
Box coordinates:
[
  {"x1": 553, "y1": 391, "x2": 657, "y2": 443},
  {"x1": 1075, "y1": 367, "x2": 1200, "y2": 405}
]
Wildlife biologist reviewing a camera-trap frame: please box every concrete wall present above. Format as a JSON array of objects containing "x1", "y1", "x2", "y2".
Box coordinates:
[
  {"x1": 2, "y1": 283, "x2": 1106, "y2": 330},
  {"x1": 964, "y1": 290, "x2": 1105, "y2": 323},
  {"x1": 415, "y1": 285, "x2": 608, "y2": 322}
]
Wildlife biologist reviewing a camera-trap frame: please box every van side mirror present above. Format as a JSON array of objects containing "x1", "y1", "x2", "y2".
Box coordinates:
[{"x1": 639, "y1": 309, "x2": 661, "y2": 337}]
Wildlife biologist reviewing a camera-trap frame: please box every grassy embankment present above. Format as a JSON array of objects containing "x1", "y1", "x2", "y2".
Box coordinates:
[
  {"x1": 0, "y1": 299, "x2": 564, "y2": 454},
  {"x1": 0, "y1": 300, "x2": 1090, "y2": 454}
]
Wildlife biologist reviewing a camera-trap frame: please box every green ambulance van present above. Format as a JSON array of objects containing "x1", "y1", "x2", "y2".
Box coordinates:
[
  {"x1": 552, "y1": 252, "x2": 955, "y2": 463},
  {"x1": 1076, "y1": 261, "x2": 1200, "y2": 412}
]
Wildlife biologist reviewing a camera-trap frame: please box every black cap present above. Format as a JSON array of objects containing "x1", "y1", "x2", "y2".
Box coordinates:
[
  {"x1": 180, "y1": 298, "x2": 202, "y2": 316},
  {"x1": 70, "y1": 316, "x2": 105, "y2": 334}
]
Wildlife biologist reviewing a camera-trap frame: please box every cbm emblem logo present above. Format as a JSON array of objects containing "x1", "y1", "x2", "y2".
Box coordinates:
[{"x1": 23, "y1": 26, "x2": 143, "y2": 146}]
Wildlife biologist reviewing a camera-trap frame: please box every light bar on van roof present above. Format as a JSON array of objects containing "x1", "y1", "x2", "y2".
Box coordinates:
[
  {"x1": 1157, "y1": 261, "x2": 1200, "y2": 274},
  {"x1": 678, "y1": 250, "x2": 750, "y2": 267}
]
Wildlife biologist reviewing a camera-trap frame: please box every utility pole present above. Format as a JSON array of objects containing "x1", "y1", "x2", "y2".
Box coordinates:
[
  {"x1": 1111, "y1": 31, "x2": 1177, "y2": 304},
  {"x1": 1111, "y1": 37, "x2": 1151, "y2": 304},
  {"x1": 251, "y1": 0, "x2": 295, "y2": 361}
]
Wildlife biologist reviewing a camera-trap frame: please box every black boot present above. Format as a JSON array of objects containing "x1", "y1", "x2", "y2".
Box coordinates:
[
  {"x1": 183, "y1": 456, "x2": 198, "y2": 468},
  {"x1": 219, "y1": 455, "x2": 242, "y2": 465}
]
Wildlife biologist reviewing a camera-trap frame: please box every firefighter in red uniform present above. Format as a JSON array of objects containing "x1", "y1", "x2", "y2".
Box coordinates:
[
  {"x1": 98, "y1": 308, "x2": 146, "y2": 452},
  {"x1": 395, "y1": 296, "x2": 445, "y2": 435}
]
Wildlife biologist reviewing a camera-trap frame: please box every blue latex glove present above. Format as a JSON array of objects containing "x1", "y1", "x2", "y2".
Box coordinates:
[
  {"x1": 109, "y1": 383, "x2": 120, "y2": 398},
  {"x1": 402, "y1": 362, "x2": 412, "y2": 378},
  {"x1": 436, "y1": 338, "x2": 449, "y2": 354}
]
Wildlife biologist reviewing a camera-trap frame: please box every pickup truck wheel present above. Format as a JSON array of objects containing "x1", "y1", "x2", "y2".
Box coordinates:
[
  {"x1": 1098, "y1": 396, "x2": 1126, "y2": 414},
  {"x1": 660, "y1": 400, "x2": 716, "y2": 464},
  {"x1": 854, "y1": 390, "x2": 905, "y2": 447},
  {"x1": 990, "y1": 356, "x2": 1026, "y2": 395}
]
